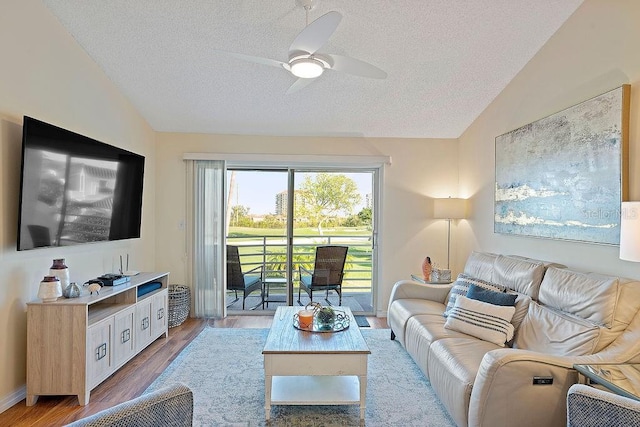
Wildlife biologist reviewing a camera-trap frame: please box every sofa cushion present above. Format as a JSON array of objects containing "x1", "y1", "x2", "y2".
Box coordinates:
[
  {"x1": 463, "y1": 251, "x2": 498, "y2": 282},
  {"x1": 445, "y1": 296, "x2": 516, "y2": 346},
  {"x1": 403, "y1": 314, "x2": 472, "y2": 379},
  {"x1": 491, "y1": 255, "x2": 546, "y2": 299},
  {"x1": 444, "y1": 274, "x2": 505, "y2": 317},
  {"x1": 514, "y1": 302, "x2": 601, "y2": 356},
  {"x1": 510, "y1": 293, "x2": 531, "y2": 332},
  {"x1": 388, "y1": 299, "x2": 446, "y2": 345},
  {"x1": 408, "y1": 314, "x2": 476, "y2": 343},
  {"x1": 428, "y1": 338, "x2": 501, "y2": 427},
  {"x1": 538, "y1": 267, "x2": 619, "y2": 328}
]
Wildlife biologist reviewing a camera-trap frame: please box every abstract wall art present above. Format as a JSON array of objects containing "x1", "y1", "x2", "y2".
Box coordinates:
[{"x1": 494, "y1": 85, "x2": 630, "y2": 245}]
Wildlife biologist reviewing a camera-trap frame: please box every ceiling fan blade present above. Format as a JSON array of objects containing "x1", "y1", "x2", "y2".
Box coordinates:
[
  {"x1": 286, "y1": 77, "x2": 317, "y2": 95},
  {"x1": 325, "y1": 54, "x2": 387, "y2": 79},
  {"x1": 289, "y1": 11, "x2": 342, "y2": 56},
  {"x1": 215, "y1": 50, "x2": 285, "y2": 69}
]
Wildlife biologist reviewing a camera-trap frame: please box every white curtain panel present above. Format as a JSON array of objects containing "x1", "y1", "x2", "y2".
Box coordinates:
[{"x1": 186, "y1": 160, "x2": 226, "y2": 318}]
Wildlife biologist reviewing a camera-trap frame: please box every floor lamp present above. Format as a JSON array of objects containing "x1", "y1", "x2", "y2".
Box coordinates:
[
  {"x1": 433, "y1": 197, "x2": 468, "y2": 270},
  {"x1": 620, "y1": 202, "x2": 640, "y2": 262}
]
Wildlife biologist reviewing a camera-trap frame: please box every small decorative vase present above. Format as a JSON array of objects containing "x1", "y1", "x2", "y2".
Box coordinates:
[
  {"x1": 421, "y1": 256, "x2": 432, "y2": 281},
  {"x1": 38, "y1": 275, "x2": 62, "y2": 302},
  {"x1": 316, "y1": 306, "x2": 336, "y2": 331},
  {"x1": 49, "y1": 258, "x2": 70, "y2": 290},
  {"x1": 62, "y1": 282, "x2": 81, "y2": 298}
]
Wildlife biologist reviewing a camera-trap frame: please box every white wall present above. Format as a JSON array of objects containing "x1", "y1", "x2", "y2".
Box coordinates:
[
  {"x1": 458, "y1": 0, "x2": 640, "y2": 277},
  {"x1": 155, "y1": 133, "x2": 460, "y2": 316},
  {"x1": 0, "y1": 0, "x2": 156, "y2": 409}
]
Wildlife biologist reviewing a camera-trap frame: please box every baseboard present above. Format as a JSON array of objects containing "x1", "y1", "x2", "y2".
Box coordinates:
[{"x1": 0, "y1": 384, "x2": 26, "y2": 414}]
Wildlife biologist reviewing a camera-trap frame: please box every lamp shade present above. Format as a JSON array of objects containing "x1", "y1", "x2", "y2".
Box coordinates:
[
  {"x1": 434, "y1": 198, "x2": 467, "y2": 219},
  {"x1": 620, "y1": 202, "x2": 640, "y2": 262}
]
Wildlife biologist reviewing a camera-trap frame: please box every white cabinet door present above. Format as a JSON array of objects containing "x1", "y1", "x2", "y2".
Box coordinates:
[
  {"x1": 135, "y1": 298, "x2": 153, "y2": 352},
  {"x1": 151, "y1": 291, "x2": 167, "y2": 338},
  {"x1": 87, "y1": 319, "x2": 112, "y2": 389},
  {"x1": 113, "y1": 306, "x2": 135, "y2": 368}
]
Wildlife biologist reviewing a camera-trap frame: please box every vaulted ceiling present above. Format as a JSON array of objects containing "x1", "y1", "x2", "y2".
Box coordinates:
[{"x1": 43, "y1": 0, "x2": 584, "y2": 138}]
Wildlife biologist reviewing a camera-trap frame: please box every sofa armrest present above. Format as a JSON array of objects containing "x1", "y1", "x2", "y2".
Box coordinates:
[
  {"x1": 469, "y1": 349, "x2": 579, "y2": 427},
  {"x1": 65, "y1": 384, "x2": 193, "y2": 427},
  {"x1": 388, "y1": 280, "x2": 452, "y2": 310}
]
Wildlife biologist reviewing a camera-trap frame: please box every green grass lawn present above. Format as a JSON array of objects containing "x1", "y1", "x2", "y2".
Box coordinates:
[
  {"x1": 227, "y1": 226, "x2": 372, "y2": 291},
  {"x1": 228, "y1": 225, "x2": 371, "y2": 237}
]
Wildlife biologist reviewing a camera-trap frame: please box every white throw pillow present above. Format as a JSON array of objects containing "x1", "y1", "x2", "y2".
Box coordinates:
[{"x1": 444, "y1": 296, "x2": 516, "y2": 347}]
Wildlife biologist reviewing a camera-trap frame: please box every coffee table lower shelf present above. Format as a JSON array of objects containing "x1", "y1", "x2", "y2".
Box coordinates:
[{"x1": 270, "y1": 375, "x2": 361, "y2": 405}]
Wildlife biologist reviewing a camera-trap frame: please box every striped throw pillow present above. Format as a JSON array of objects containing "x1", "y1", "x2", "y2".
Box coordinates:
[
  {"x1": 444, "y1": 296, "x2": 516, "y2": 346},
  {"x1": 443, "y1": 273, "x2": 506, "y2": 317}
]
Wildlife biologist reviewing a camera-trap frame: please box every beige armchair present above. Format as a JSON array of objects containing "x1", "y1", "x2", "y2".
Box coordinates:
[
  {"x1": 567, "y1": 383, "x2": 640, "y2": 426},
  {"x1": 65, "y1": 383, "x2": 193, "y2": 427}
]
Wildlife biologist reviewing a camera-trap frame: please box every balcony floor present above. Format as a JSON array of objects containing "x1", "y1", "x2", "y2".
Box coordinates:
[{"x1": 227, "y1": 290, "x2": 373, "y2": 314}]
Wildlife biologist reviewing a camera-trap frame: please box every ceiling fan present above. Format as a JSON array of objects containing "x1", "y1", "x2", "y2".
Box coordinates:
[{"x1": 223, "y1": 0, "x2": 387, "y2": 94}]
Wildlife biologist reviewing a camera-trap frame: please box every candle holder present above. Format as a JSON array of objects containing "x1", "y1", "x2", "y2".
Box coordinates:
[{"x1": 297, "y1": 309, "x2": 315, "y2": 329}]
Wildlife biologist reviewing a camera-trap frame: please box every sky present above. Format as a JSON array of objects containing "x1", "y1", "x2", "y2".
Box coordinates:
[{"x1": 227, "y1": 170, "x2": 372, "y2": 215}]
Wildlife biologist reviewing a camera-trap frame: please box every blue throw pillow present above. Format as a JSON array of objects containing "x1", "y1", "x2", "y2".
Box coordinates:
[
  {"x1": 443, "y1": 273, "x2": 507, "y2": 317},
  {"x1": 466, "y1": 284, "x2": 517, "y2": 307}
]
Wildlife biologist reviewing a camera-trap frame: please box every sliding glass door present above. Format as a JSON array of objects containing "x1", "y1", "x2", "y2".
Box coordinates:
[
  {"x1": 291, "y1": 170, "x2": 374, "y2": 313},
  {"x1": 225, "y1": 170, "x2": 289, "y2": 311},
  {"x1": 225, "y1": 168, "x2": 377, "y2": 315}
]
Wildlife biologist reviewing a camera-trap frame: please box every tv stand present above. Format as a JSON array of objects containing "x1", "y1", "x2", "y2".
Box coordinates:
[{"x1": 26, "y1": 272, "x2": 169, "y2": 406}]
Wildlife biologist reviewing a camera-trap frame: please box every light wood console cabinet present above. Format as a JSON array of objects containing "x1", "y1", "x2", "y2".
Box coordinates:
[{"x1": 26, "y1": 272, "x2": 169, "y2": 406}]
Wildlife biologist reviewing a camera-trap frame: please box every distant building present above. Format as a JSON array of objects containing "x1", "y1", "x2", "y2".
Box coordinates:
[
  {"x1": 275, "y1": 191, "x2": 287, "y2": 216},
  {"x1": 275, "y1": 190, "x2": 304, "y2": 216},
  {"x1": 251, "y1": 215, "x2": 265, "y2": 223},
  {"x1": 365, "y1": 193, "x2": 372, "y2": 209}
]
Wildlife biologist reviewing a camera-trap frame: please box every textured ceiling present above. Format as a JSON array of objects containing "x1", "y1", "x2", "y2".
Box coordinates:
[{"x1": 43, "y1": 0, "x2": 584, "y2": 138}]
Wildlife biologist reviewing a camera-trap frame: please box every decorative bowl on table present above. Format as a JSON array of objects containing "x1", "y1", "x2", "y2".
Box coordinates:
[{"x1": 293, "y1": 302, "x2": 350, "y2": 332}]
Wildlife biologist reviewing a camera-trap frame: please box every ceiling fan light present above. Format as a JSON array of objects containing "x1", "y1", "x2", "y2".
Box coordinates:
[{"x1": 290, "y1": 58, "x2": 324, "y2": 79}]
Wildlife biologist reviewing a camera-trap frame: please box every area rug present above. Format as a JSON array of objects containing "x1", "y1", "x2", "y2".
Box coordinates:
[{"x1": 146, "y1": 328, "x2": 455, "y2": 426}]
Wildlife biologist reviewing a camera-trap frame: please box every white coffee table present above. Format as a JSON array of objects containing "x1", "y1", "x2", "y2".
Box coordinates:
[{"x1": 262, "y1": 306, "x2": 370, "y2": 420}]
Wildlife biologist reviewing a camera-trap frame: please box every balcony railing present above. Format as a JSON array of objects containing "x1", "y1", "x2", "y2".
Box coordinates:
[{"x1": 226, "y1": 235, "x2": 372, "y2": 292}]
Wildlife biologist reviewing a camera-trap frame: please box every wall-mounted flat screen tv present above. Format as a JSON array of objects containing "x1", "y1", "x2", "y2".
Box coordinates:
[{"x1": 17, "y1": 116, "x2": 145, "y2": 251}]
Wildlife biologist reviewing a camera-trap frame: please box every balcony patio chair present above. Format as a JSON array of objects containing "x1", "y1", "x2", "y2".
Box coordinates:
[
  {"x1": 226, "y1": 245, "x2": 264, "y2": 310},
  {"x1": 298, "y1": 245, "x2": 348, "y2": 306}
]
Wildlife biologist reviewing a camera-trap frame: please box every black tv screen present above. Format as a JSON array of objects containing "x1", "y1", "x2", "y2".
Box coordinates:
[{"x1": 17, "y1": 116, "x2": 145, "y2": 251}]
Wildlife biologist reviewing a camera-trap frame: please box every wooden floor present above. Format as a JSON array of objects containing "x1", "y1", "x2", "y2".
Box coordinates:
[{"x1": 0, "y1": 315, "x2": 387, "y2": 426}]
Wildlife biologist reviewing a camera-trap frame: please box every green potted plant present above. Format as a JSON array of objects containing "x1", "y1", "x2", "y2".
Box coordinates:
[{"x1": 316, "y1": 305, "x2": 336, "y2": 330}]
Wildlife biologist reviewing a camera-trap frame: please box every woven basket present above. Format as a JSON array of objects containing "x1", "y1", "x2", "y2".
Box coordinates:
[{"x1": 168, "y1": 285, "x2": 190, "y2": 328}]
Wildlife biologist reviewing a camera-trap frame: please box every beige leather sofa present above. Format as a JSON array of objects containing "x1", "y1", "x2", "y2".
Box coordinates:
[{"x1": 388, "y1": 252, "x2": 640, "y2": 427}]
